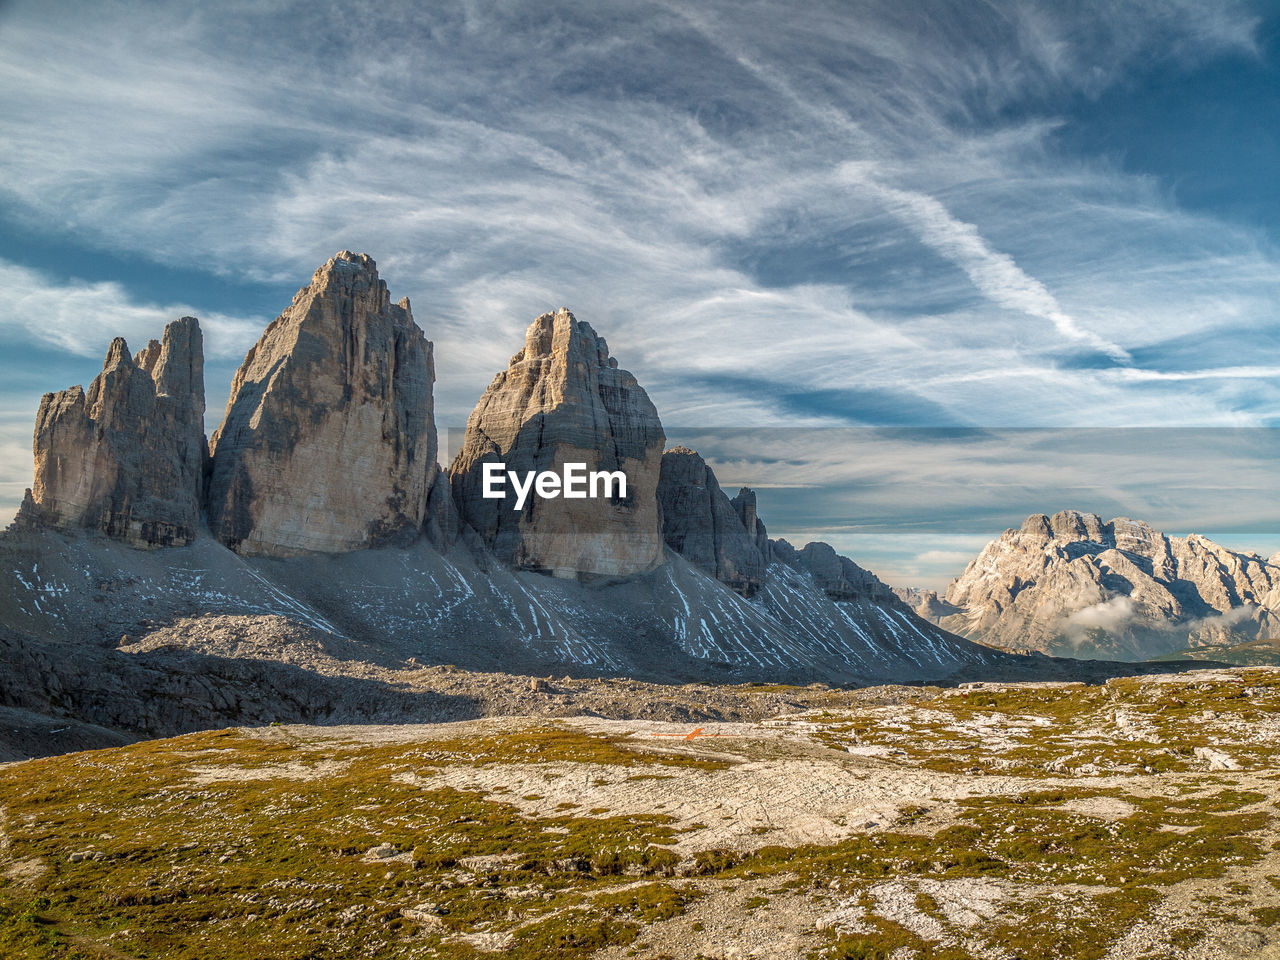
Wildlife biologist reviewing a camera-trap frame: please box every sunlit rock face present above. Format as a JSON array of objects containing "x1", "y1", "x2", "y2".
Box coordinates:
[
  {"x1": 26, "y1": 316, "x2": 206, "y2": 548},
  {"x1": 450, "y1": 308, "x2": 665, "y2": 579},
  {"x1": 940, "y1": 509, "x2": 1280, "y2": 659},
  {"x1": 206, "y1": 252, "x2": 437, "y2": 556}
]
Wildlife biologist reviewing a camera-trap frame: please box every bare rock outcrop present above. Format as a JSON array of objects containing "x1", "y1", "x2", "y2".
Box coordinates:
[
  {"x1": 942, "y1": 509, "x2": 1280, "y2": 659},
  {"x1": 424, "y1": 471, "x2": 460, "y2": 550},
  {"x1": 788, "y1": 539, "x2": 901, "y2": 605},
  {"x1": 206, "y1": 252, "x2": 437, "y2": 556},
  {"x1": 730, "y1": 487, "x2": 772, "y2": 562},
  {"x1": 449, "y1": 308, "x2": 665, "y2": 579},
  {"x1": 24, "y1": 317, "x2": 206, "y2": 547},
  {"x1": 657, "y1": 447, "x2": 766, "y2": 596},
  {"x1": 894, "y1": 587, "x2": 962, "y2": 623}
]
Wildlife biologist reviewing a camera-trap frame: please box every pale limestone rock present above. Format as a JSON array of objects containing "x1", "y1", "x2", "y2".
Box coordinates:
[
  {"x1": 26, "y1": 317, "x2": 206, "y2": 547},
  {"x1": 895, "y1": 588, "x2": 961, "y2": 624},
  {"x1": 206, "y1": 252, "x2": 436, "y2": 556},
  {"x1": 657, "y1": 447, "x2": 765, "y2": 596},
  {"x1": 943, "y1": 509, "x2": 1280, "y2": 658},
  {"x1": 1193, "y1": 746, "x2": 1240, "y2": 772},
  {"x1": 449, "y1": 308, "x2": 664, "y2": 579}
]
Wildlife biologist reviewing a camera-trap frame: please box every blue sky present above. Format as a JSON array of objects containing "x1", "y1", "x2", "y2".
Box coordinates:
[{"x1": 2, "y1": 0, "x2": 1278, "y2": 588}]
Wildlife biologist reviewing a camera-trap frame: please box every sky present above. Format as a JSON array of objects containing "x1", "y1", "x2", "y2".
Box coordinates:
[{"x1": 1, "y1": 0, "x2": 1278, "y2": 589}]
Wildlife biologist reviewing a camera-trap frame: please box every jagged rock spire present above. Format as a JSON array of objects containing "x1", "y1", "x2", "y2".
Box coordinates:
[
  {"x1": 26, "y1": 317, "x2": 206, "y2": 547},
  {"x1": 449, "y1": 308, "x2": 666, "y2": 579},
  {"x1": 657, "y1": 447, "x2": 766, "y2": 596},
  {"x1": 206, "y1": 252, "x2": 437, "y2": 556}
]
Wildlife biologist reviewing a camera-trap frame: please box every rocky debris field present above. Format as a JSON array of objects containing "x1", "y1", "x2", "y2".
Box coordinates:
[
  {"x1": 2, "y1": 668, "x2": 1279, "y2": 959},
  {"x1": 3, "y1": 609, "x2": 1166, "y2": 764}
]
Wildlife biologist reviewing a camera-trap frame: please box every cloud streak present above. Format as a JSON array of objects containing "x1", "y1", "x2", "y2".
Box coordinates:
[
  {"x1": 0, "y1": 260, "x2": 263, "y2": 361},
  {"x1": 856, "y1": 175, "x2": 1132, "y2": 363}
]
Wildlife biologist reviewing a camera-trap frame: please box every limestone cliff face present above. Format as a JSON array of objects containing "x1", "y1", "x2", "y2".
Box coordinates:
[
  {"x1": 940, "y1": 509, "x2": 1280, "y2": 659},
  {"x1": 657, "y1": 448, "x2": 766, "y2": 596},
  {"x1": 206, "y1": 252, "x2": 436, "y2": 556},
  {"x1": 449, "y1": 308, "x2": 665, "y2": 579},
  {"x1": 26, "y1": 317, "x2": 206, "y2": 547}
]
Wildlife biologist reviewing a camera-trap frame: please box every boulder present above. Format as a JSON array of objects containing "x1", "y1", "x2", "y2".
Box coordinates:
[
  {"x1": 449, "y1": 308, "x2": 665, "y2": 579},
  {"x1": 26, "y1": 317, "x2": 206, "y2": 547},
  {"x1": 206, "y1": 252, "x2": 436, "y2": 556}
]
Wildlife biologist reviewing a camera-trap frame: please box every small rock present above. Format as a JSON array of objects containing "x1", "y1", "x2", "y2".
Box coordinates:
[
  {"x1": 1193, "y1": 746, "x2": 1240, "y2": 771},
  {"x1": 361, "y1": 843, "x2": 411, "y2": 864},
  {"x1": 401, "y1": 903, "x2": 446, "y2": 927}
]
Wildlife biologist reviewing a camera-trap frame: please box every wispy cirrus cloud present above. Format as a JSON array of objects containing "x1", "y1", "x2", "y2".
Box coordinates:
[
  {"x1": 0, "y1": 0, "x2": 1277, "y2": 572},
  {"x1": 0, "y1": 260, "x2": 263, "y2": 362},
  {"x1": 855, "y1": 175, "x2": 1132, "y2": 363}
]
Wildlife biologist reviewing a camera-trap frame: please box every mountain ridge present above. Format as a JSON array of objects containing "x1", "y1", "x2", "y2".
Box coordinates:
[
  {"x1": 916, "y1": 509, "x2": 1280, "y2": 660},
  {"x1": 1, "y1": 256, "x2": 1204, "y2": 759}
]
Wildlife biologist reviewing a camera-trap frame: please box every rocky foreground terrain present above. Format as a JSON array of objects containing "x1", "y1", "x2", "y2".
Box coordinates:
[
  {"x1": 1, "y1": 667, "x2": 1278, "y2": 959},
  {"x1": 915, "y1": 510, "x2": 1280, "y2": 662}
]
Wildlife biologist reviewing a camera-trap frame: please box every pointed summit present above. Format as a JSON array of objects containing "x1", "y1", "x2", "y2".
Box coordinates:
[
  {"x1": 206, "y1": 252, "x2": 437, "y2": 556},
  {"x1": 28, "y1": 317, "x2": 206, "y2": 547},
  {"x1": 450, "y1": 308, "x2": 666, "y2": 579}
]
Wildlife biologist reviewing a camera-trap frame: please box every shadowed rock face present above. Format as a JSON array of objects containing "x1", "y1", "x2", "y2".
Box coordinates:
[
  {"x1": 730, "y1": 487, "x2": 772, "y2": 562},
  {"x1": 786, "y1": 539, "x2": 901, "y2": 605},
  {"x1": 657, "y1": 447, "x2": 766, "y2": 596},
  {"x1": 940, "y1": 508, "x2": 1280, "y2": 659},
  {"x1": 206, "y1": 252, "x2": 436, "y2": 556},
  {"x1": 450, "y1": 308, "x2": 665, "y2": 579},
  {"x1": 26, "y1": 317, "x2": 206, "y2": 547}
]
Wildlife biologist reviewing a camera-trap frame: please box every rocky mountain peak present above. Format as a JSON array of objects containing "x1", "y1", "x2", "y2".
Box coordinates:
[
  {"x1": 450, "y1": 308, "x2": 665, "y2": 579},
  {"x1": 1047, "y1": 509, "x2": 1109, "y2": 543},
  {"x1": 938, "y1": 509, "x2": 1280, "y2": 659},
  {"x1": 730, "y1": 486, "x2": 772, "y2": 560},
  {"x1": 206, "y1": 252, "x2": 437, "y2": 556},
  {"x1": 24, "y1": 317, "x2": 206, "y2": 547},
  {"x1": 1020, "y1": 513, "x2": 1052, "y2": 537}
]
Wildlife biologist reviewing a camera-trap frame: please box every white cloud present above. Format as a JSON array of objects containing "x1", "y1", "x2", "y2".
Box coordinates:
[
  {"x1": 1063, "y1": 596, "x2": 1139, "y2": 645},
  {"x1": 854, "y1": 175, "x2": 1132, "y2": 363},
  {"x1": 0, "y1": 260, "x2": 263, "y2": 361}
]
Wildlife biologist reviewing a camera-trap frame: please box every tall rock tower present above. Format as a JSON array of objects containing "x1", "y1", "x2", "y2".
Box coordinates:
[
  {"x1": 206, "y1": 252, "x2": 437, "y2": 556},
  {"x1": 656, "y1": 448, "x2": 767, "y2": 596},
  {"x1": 25, "y1": 317, "x2": 206, "y2": 547},
  {"x1": 450, "y1": 308, "x2": 666, "y2": 579}
]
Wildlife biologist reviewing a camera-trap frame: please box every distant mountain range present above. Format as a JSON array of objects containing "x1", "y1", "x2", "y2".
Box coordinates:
[
  {"x1": 9, "y1": 252, "x2": 1132, "y2": 756},
  {"x1": 905, "y1": 510, "x2": 1280, "y2": 661}
]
